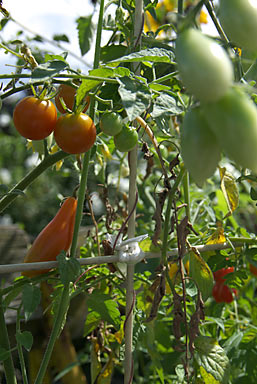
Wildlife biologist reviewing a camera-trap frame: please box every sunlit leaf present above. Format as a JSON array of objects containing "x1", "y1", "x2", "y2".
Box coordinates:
[
  {"x1": 189, "y1": 250, "x2": 214, "y2": 301},
  {"x1": 219, "y1": 167, "x2": 239, "y2": 218},
  {"x1": 194, "y1": 336, "x2": 230, "y2": 384},
  {"x1": 107, "y1": 48, "x2": 175, "y2": 67}
]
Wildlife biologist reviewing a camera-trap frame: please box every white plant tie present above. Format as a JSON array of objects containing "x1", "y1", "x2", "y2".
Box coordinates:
[{"x1": 106, "y1": 233, "x2": 148, "y2": 265}]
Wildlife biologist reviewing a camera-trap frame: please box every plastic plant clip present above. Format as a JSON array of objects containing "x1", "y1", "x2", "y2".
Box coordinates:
[{"x1": 107, "y1": 234, "x2": 148, "y2": 265}]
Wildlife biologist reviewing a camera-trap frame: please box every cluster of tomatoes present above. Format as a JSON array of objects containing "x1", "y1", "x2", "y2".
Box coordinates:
[
  {"x1": 13, "y1": 84, "x2": 96, "y2": 155},
  {"x1": 13, "y1": 83, "x2": 139, "y2": 155},
  {"x1": 176, "y1": 0, "x2": 257, "y2": 186},
  {"x1": 212, "y1": 267, "x2": 237, "y2": 304},
  {"x1": 100, "y1": 111, "x2": 138, "y2": 152}
]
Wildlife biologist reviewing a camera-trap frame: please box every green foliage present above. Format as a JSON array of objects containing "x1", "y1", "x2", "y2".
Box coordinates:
[{"x1": 1, "y1": 0, "x2": 257, "y2": 383}]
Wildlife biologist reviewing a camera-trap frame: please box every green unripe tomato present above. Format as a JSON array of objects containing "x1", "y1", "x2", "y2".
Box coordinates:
[
  {"x1": 219, "y1": 0, "x2": 257, "y2": 53},
  {"x1": 203, "y1": 88, "x2": 257, "y2": 173},
  {"x1": 181, "y1": 107, "x2": 221, "y2": 186},
  {"x1": 114, "y1": 126, "x2": 138, "y2": 152},
  {"x1": 175, "y1": 28, "x2": 234, "y2": 102},
  {"x1": 100, "y1": 112, "x2": 123, "y2": 136}
]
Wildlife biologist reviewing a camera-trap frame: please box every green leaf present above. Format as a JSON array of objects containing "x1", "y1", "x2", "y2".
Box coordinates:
[
  {"x1": 245, "y1": 247, "x2": 257, "y2": 268},
  {"x1": 222, "y1": 331, "x2": 243, "y2": 354},
  {"x1": 194, "y1": 336, "x2": 230, "y2": 384},
  {"x1": 100, "y1": 44, "x2": 127, "y2": 63},
  {"x1": 31, "y1": 60, "x2": 68, "y2": 80},
  {"x1": 0, "y1": 346, "x2": 10, "y2": 362},
  {"x1": 118, "y1": 76, "x2": 151, "y2": 121},
  {"x1": 76, "y1": 67, "x2": 114, "y2": 102},
  {"x1": 84, "y1": 311, "x2": 101, "y2": 336},
  {"x1": 76, "y1": 15, "x2": 94, "y2": 56},
  {"x1": 45, "y1": 53, "x2": 68, "y2": 62},
  {"x1": 107, "y1": 48, "x2": 175, "y2": 67},
  {"x1": 22, "y1": 284, "x2": 41, "y2": 321},
  {"x1": 250, "y1": 186, "x2": 257, "y2": 201},
  {"x1": 53, "y1": 34, "x2": 70, "y2": 43},
  {"x1": 57, "y1": 253, "x2": 81, "y2": 284},
  {"x1": 16, "y1": 331, "x2": 33, "y2": 352},
  {"x1": 152, "y1": 93, "x2": 184, "y2": 117},
  {"x1": 189, "y1": 250, "x2": 214, "y2": 302},
  {"x1": 87, "y1": 292, "x2": 120, "y2": 329}
]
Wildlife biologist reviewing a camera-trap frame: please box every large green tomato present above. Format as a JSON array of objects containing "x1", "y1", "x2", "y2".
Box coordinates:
[
  {"x1": 180, "y1": 107, "x2": 221, "y2": 186},
  {"x1": 175, "y1": 28, "x2": 234, "y2": 102},
  {"x1": 100, "y1": 112, "x2": 123, "y2": 136},
  {"x1": 219, "y1": 0, "x2": 257, "y2": 53},
  {"x1": 114, "y1": 126, "x2": 138, "y2": 152},
  {"x1": 203, "y1": 88, "x2": 257, "y2": 173}
]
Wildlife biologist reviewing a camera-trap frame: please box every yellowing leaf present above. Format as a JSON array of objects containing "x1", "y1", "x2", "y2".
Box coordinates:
[
  {"x1": 199, "y1": 366, "x2": 219, "y2": 384},
  {"x1": 189, "y1": 250, "x2": 214, "y2": 301},
  {"x1": 219, "y1": 167, "x2": 239, "y2": 218},
  {"x1": 166, "y1": 262, "x2": 179, "y2": 293},
  {"x1": 50, "y1": 144, "x2": 64, "y2": 170},
  {"x1": 206, "y1": 227, "x2": 226, "y2": 245}
]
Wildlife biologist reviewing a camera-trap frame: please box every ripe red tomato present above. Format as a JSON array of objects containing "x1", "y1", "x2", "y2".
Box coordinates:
[
  {"x1": 13, "y1": 96, "x2": 57, "y2": 140},
  {"x1": 54, "y1": 113, "x2": 96, "y2": 154},
  {"x1": 213, "y1": 267, "x2": 234, "y2": 282},
  {"x1": 250, "y1": 263, "x2": 257, "y2": 277},
  {"x1": 55, "y1": 83, "x2": 90, "y2": 114},
  {"x1": 212, "y1": 283, "x2": 234, "y2": 303}
]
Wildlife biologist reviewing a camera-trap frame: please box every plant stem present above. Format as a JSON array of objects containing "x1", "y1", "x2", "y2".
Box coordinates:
[
  {"x1": 69, "y1": 151, "x2": 91, "y2": 259},
  {"x1": 0, "y1": 294, "x2": 17, "y2": 384},
  {"x1": 178, "y1": 0, "x2": 183, "y2": 15},
  {"x1": 16, "y1": 308, "x2": 29, "y2": 384},
  {"x1": 34, "y1": 1, "x2": 105, "y2": 380},
  {"x1": 204, "y1": 0, "x2": 229, "y2": 43},
  {"x1": 0, "y1": 151, "x2": 69, "y2": 214},
  {"x1": 161, "y1": 167, "x2": 186, "y2": 266},
  {"x1": 183, "y1": 171, "x2": 190, "y2": 221},
  {"x1": 34, "y1": 284, "x2": 70, "y2": 384},
  {"x1": 124, "y1": 1, "x2": 143, "y2": 383}
]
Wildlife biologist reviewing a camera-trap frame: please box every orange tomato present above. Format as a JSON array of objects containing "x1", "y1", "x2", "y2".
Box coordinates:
[
  {"x1": 55, "y1": 83, "x2": 90, "y2": 114},
  {"x1": 22, "y1": 197, "x2": 77, "y2": 277},
  {"x1": 13, "y1": 96, "x2": 57, "y2": 140},
  {"x1": 54, "y1": 113, "x2": 96, "y2": 154}
]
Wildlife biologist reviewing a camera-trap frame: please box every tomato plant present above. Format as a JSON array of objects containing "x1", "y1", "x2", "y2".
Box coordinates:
[
  {"x1": 13, "y1": 96, "x2": 57, "y2": 140},
  {"x1": 175, "y1": 28, "x2": 234, "y2": 102},
  {"x1": 203, "y1": 87, "x2": 257, "y2": 173},
  {"x1": 219, "y1": 0, "x2": 257, "y2": 52},
  {"x1": 22, "y1": 196, "x2": 77, "y2": 277},
  {"x1": 54, "y1": 113, "x2": 96, "y2": 154},
  {"x1": 55, "y1": 83, "x2": 90, "y2": 114},
  {"x1": 100, "y1": 111, "x2": 123, "y2": 136},
  {"x1": 114, "y1": 125, "x2": 138, "y2": 152},
  {"x1": 180, "y1": 106, "x2": 221, "y2": 186}
]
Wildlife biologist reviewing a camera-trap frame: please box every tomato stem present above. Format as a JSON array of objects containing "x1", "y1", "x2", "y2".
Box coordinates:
[{"x1": 0, "y1": 294, "x2": 17, "y2": 384}]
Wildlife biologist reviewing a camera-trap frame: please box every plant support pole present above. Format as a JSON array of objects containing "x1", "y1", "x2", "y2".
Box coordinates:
[{"x1": 124, "y1": 0, "x2": 143, "y2": 383}]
